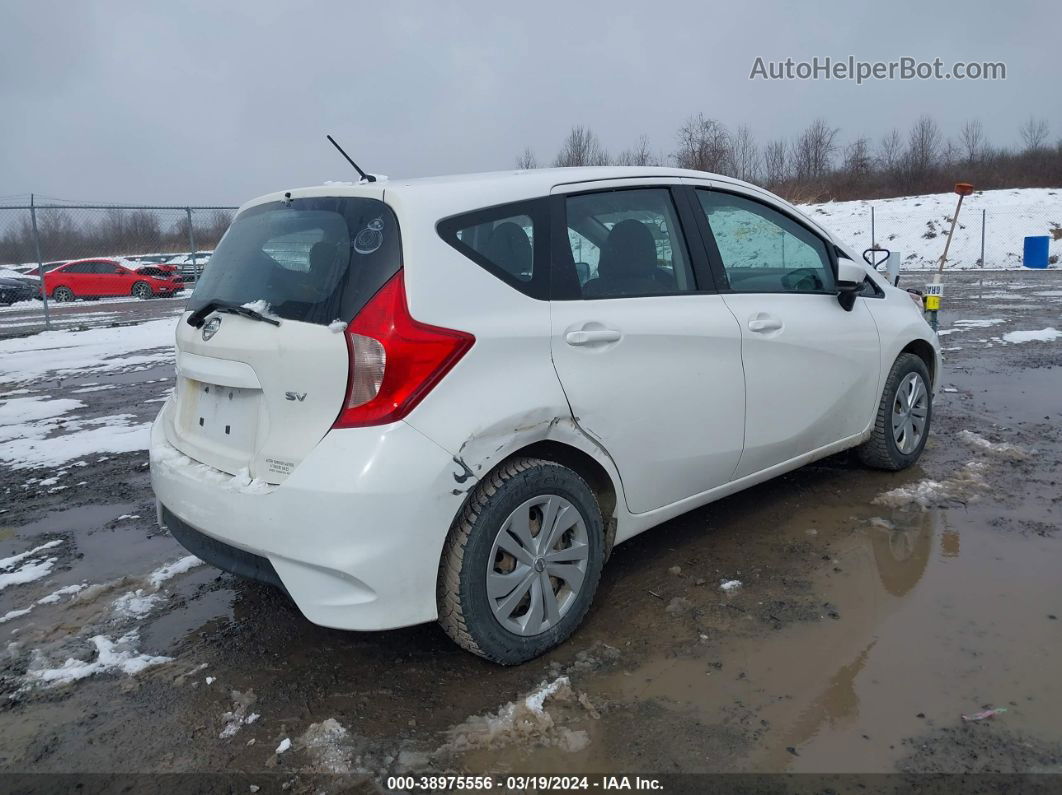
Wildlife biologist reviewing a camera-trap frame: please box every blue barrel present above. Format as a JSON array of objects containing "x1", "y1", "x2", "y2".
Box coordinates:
[{"x1": 1023, "y1": 236, "x2": 1050, "y2": 268}]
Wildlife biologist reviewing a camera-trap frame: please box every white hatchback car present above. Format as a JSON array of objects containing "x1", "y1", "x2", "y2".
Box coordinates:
[{"x1": 150, "y1": 167, "x2": 940, "y2": 664}]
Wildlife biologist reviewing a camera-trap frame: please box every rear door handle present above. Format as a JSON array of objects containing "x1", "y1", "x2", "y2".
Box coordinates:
[
  {"x1": 748, "y1": 317, "x2": 783, "y2": 333},
  {"x1": 565, "y1": 329, "x2": 622, "y2": 346}
]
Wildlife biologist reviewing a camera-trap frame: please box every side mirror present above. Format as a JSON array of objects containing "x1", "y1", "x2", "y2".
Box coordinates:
[{"x1": 835, "y1": 259, "x2": 867, "y2": 312}]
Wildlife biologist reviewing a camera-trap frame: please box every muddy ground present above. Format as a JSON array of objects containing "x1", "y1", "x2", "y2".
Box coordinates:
[{"x1": 0, "y1": 271, "x2": 1060, "y2": 790}]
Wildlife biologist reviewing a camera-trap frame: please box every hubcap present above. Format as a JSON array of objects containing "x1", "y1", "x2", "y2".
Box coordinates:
[
  {"x1": 486, "y1": 494, "x2": 589, "y2": 636},
  {"x1": 892, "y1": 372, "x2": 929, "y2": 454}
]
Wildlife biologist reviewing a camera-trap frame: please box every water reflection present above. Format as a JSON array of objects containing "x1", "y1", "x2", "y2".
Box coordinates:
[{"x1": 867, "y1": 511, "x2": 936, "y2": 597}]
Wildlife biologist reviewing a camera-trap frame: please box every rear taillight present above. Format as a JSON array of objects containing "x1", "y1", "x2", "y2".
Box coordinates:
[{"x1": 333, "y1": 271, "x2": 474, "y2": 428}]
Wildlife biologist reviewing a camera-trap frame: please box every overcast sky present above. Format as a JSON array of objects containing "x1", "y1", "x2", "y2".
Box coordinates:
[{"x1": 1, "y1": 0, "x2": 1056, "y2": 205}]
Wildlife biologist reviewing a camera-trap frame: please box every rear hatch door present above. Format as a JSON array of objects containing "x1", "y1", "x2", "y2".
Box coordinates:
[{"x1": 165, "y1": 192, "x2": 400, "y2": 483}]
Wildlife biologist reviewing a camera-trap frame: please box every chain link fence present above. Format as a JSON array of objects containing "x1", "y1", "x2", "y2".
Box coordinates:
[
  {"x1": 0, "y1": 198, "x2": 237, "y2": 329},
  {"x1": 807, "y1": 192, "x2": 1061, "y2": 273}
]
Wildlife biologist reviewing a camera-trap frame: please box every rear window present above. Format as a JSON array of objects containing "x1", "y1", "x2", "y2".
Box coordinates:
[{"x1": 188, "y1": 197, "x2": 401, "y2": 325}]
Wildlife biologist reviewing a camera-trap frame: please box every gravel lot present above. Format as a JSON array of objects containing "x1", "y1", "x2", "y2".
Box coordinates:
[{"x1": 1, "y1": 271, "x2": 1060, "y2": 789}]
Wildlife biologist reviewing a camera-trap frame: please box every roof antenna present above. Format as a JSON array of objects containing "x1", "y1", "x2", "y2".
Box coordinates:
[{"x1": 327, "y1": 135, "x2": 375, "y2": 183}]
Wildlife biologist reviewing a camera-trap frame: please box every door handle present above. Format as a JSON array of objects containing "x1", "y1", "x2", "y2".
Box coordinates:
[
  {"x1": 565, "y1": 329, "x2": 622, "y2": 346},
  {"x1": 747, "y1": 316, "x2": 783, "y2": 333}
]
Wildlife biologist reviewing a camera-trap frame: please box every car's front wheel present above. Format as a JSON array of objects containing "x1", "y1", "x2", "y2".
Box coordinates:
[
  {"x1": 857, "y1": 352, "x2": 932, "y2": 470},
  {"x1": 52, "y1": 286, "x2": 75, "y2": 302},
  {"x1": 438, "y1": 457, "x2": 605, "y2": 665},
  {"x1": 132, "y1": 281, "x2": 154, "y2": 299}
]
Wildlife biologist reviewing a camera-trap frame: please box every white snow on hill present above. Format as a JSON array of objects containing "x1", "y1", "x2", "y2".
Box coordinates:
[{"x1": 801, "y1": 188, "x2": 1061, "y2": 271}]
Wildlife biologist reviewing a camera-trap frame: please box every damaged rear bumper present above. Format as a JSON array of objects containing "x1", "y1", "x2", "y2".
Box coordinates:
[{"x1": 149, "y1": 408, "x2": 470, "y2": 631}]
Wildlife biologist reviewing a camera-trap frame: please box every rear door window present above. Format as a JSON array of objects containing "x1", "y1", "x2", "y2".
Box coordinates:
[
  {"x1": 437, "y1": 199, "x2": 548, "y2": 299},
  {"x1": 555, "y1": 188, "x2": 696, "y2": 299},
  {"x1": 187, "y1": 197, "x2": 401, "y2": 325}
]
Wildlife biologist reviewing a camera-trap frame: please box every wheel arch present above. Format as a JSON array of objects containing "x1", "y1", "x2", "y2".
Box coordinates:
[
  {"x1": 503, "y1": 440, "x2": 618, "y2": 555},
  {"x1": 899, "y1": 339, "x2": 936, "y2": 386}
]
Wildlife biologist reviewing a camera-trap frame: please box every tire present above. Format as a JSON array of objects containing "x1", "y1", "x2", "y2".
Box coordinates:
[
  {"x1": 52, "y1": 286, "x2": 75, "y2": 302},
  {"x1": 437, "y1": 457, "x2": 605, "y2": 665},
  {"x1": 132, "y1": 281, "x2": 154, "y2": 299},
  {"x1": 857, "y1": 353, "x2": 932, "y2": 470}
]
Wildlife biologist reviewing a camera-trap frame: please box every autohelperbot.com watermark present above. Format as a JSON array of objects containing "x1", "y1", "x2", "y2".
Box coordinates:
[{"x1": 749, "y1": 56, "x2": 1006, "y2": 84}]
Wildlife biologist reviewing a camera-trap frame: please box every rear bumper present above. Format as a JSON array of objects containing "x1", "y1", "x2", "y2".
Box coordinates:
[
  {"x1": 149, "y1": 409, "x2": 469, "y2": 630},
  {"x1": 160, "y1": 505, "x2": 287, "y2": 592}
]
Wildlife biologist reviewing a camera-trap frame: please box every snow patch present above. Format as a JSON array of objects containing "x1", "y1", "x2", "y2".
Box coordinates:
[
  {"x1": 0, "y1": 558, "x2": 56, "y2": 590},
  {"x1": 219, "y1": 690, "x2": 259, "y2": 739},
  {"x1": 0, "y1": 539, "x2": 62, "y2": 572},
  {"x1": 958, "y1": 430, "x2": 1031, "y2": 461},
  {"x1": 874, "y1": 461, "x2": 988, "y2": 509},
  {"x1": 0, "y1": 396, "x2": 84, "y2": 435},
  {"x1": 300, "y1": 718, "x2": 354, "y2": 774},
  {"x1": 275, "y1": 738, "x2": 292, "y2": 754},
  {"x1": 0, "y1": 411, "x2": 151, "y2": 470},
  {"x1": 147, "y1": 555, "x2": 203, "y2": 589},
  {"x1": 0, "y1": 317, "x2": 176, "y2": 386},
  {"x1": 151, "y1": 439, "x2": 276, "y2": 495},
  {"x1": 1001, "y1": 327, "x2": 1061, "y2": 344},
  {"x1": 440, "y1": 676, "x2": 589, "y2": 754},
  {"x1": 0, "y1": 607, "x2": 33, "y2": 624},
  {"x1": 111, "y1": 589, "x2": 164, "y2": 619},
  {"x1": 720, "y1": 579, "x2": 743, "y2": 592},
  {"x1": 23, "y1": 631, "x2": 171, "y2": 687},
  {"x1": 328, "y1": 320, "x2": 346, "y2": 333},
  {"x1": 36, "y1": 583, "x2": 87, "y2": 604}
]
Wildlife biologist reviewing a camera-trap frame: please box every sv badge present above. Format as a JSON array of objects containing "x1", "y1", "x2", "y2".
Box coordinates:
[{"x1": 285, "y1": 392, "x2": 308, "y2": 402}]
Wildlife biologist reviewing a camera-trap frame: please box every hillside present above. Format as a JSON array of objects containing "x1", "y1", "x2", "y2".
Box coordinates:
[{"x1": 802, "y1": 188, "x2": 1061, "y2": 271}]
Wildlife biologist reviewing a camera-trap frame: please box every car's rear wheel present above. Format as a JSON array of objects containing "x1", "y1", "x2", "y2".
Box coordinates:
[
  {"x1": 438, "y1": 457, "x2": 604, "y2": 665},
  {"x1": 857, "y1": 352, "x2": 932, "y2": 470},
  {"x1": 132, "y1": 281, "x2": 153, "y2": 299},
  {"x1": 52, "y1": 286, "x2": 75, "y2": 302}
]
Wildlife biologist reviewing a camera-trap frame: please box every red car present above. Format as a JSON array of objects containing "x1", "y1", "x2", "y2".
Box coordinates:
[{"x1": 43, "y1": 258, "x2": 184, "y2": 302}]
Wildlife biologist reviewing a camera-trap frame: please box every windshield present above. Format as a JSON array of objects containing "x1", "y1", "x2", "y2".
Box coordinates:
[{"x1": 187, "y1": 196, "x2": 401, "y2": 325}]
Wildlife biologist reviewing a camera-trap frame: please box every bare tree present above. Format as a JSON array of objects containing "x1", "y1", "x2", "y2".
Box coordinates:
[
  {"x1": 674, "y1": 114, "x2": 731, "y2": 173},
  {"x1": 125, "y1": 209, "x2": 163, "y2": 253},
  {"x1": 905, "y1": 115, "x2": 942, "y2": 176},
  {"x1": 877, "y1": 129, "x2": 903, "y2": 175},
  {"x1": 1020, "y1": 117, "x2": 1049, "y2": 152},
  {"x1": 762, "y1": 139, "x2": 789, "y2": 186},
  {"x1": 36, "y1": 208, "x2": 80, "y2": 260},
  {"x1": 960, "y1": 119, "x2": 985, "y2": 163},
  {"x1": 842, "y1": 137, "x2": 872, "y2": 178},
  {"x1": 728, "y1": 125, "x2": 760, "y2": 182},
  {"x1": 940, "y1": 138, "x2": 961, "y2": 169},
  {"x1": 553, "y1": 126, "x2": 610, "y2": 167},
  {"x1": 203, "y1": 210, "x2": 233, "y2": 247},
  {"x1": 516, "y1": 146, "x2": 538, "y2": 169},
  {"x1": 614, "y1": 134, "x2": 660, "y2": 166},
  {"x1": 791, "y1": 118, "x2": 838, "y2": 181}
]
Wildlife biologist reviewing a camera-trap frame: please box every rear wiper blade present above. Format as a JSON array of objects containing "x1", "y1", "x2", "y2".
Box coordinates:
[{"x1": 186, "y1": 300, "x2": 281, "y2": 328}]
